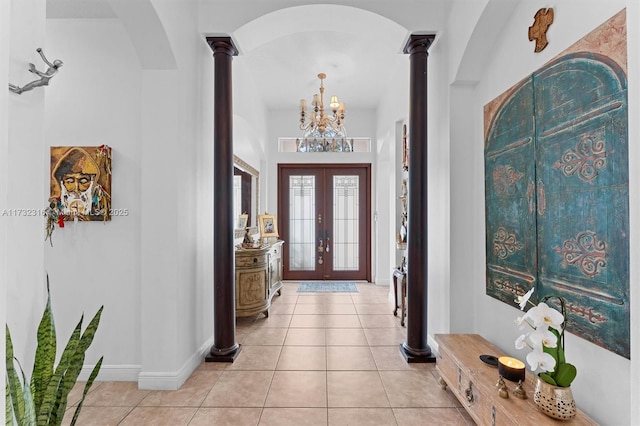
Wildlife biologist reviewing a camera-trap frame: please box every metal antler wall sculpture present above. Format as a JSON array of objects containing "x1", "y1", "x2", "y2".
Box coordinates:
[{"x1": 8, "y1": 48, "x2": 63, "y2": 94}]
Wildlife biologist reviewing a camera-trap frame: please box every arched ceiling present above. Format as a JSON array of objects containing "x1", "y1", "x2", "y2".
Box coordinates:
[
  {"x1": 232, "y1": 5, "x2": 408, "y2": 110},
  {"x1": 46, "y1": 0, "x2": 449, "y2": 110}
]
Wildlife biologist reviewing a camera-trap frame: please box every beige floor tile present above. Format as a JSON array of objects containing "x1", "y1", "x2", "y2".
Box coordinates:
[
  {"x1": 202, "y1": 370, "x2": 273, "y2": 407},
  {"x1": 327, "y1": 371, "x2": 389, "y2": 407},
  {"x1": 268, "y1": 303, "x2": 296, "y2": 315},
  {"x1": 379, "y1": 370, "x2": 458, "y2": 408},
  {"x1": 370, "y1": 346, "x2": 414, "y2": 370},
  {"x1": 327, "y1": 346, "x2": 377, "y2": 370},
  {"x1": 328, "y1": 408, "x2": 398, "y2": 426},
  {"x1": 290, "y1": 314, "x2": 326, "y2": 328},
  {"x1": 118, "y1": 407, "x2": 196, "y2": 426},
  {"x1": 138, "y1": 370, "x2": 221, "y2": 407},
  {"x1": 275, "y1": 292, "x2": 299, "y2": 303},
  {"x1": 325, "y1": 303, "x2": 357, "y2": 314},
  {"x1": 61, "y1": 406, "x2": 132, "y2": 426},
  {"x1": 227, "y1": 345, "x2": 282, "y2": 370},
  {"x1": 82, "y1": 381, "x2": 150, "y2": 407},
  {"x1": 326, "y1": 328, "x2": 368, "y2": 346},
  {"x1": 323, "y1": 293, "x2": 354, "y2": 303},
  {"x1": 251, "y1": 314, "x2": 292, "y2": 328},
  {"x1": 294, "y1": 303, "x2": 326, "y2": 314},
  {"x1": 65, "y1": 380, "x2": 103, "y2": 407},
  {"x1": 237, "y1": 316, "x2": 258, "y2": 330},
  {"x1": 277, "y1": 345, "x2": 327, "y2": 370},
  {"x1": 325, "y1": 314, "x2": 362, "y2": 328},
  {"x1": 259, "y1": 407, "x2": 328, "y2": 426},
  {"x1": 264, "y1": 371, "x2": 327, "y2": 407},
  {"x1": 351, "y1": 294, "x2": 390, "y2": 304},
  {"x1": 189, "y1": 407, "x2": 262, "y2": 426},
  {"x1": 197, "y1": 360, "x2": 230, "y2": 371},
  {"x1": 354, "y1": 303, "x2": 394, "y2": 315},
  {"x1": 242, "y1": 327, "x2": 288, "y2": 345},
  {"x1": 363, "y1": 328, "x2": 406, "y2": 346},
  {"x1": 296, "y1": 294, "x2": 326, "y2": 304},
  {"x1": 393, "y1": 407, "x2": 469, "y2": 425},
  {"x1": 284, "y1": 328, "x2": 326, "y2": 346},
  {"x1": 358, "y1": 314, "x2": 398, "y2": 328}
]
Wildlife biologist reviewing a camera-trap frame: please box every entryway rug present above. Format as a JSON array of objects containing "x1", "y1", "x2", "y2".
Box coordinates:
[{"x1": 297, "y1": 281, "x2": 358, "y2": 293}]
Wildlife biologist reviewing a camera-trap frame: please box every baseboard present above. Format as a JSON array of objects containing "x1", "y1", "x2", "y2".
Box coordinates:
[
  {"x1": 138, "y1": 337, "x2": 215, "y2": 390},
  {"x1": 80, "y1": 364, "x2": 141, "y2": 382},
  {"x1": 79, "y1": 337, "x2": 216, "y2": 390}
]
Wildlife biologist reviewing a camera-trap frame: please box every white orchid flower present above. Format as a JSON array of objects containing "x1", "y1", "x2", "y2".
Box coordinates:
[
  {"x1": 525, "y1": 302, "x2": 564, "y2": 332},
  {"x1": 515, "y1": 287, "x2": 535, "y2": 310},
  {"x1": 526, "y1": 348, "x2": 556, "y2": 372},
  {"x1": 528, "y1": 328, "x2": 557, "y2": 349},
  {"x1": 515, "y1": 334, "x2": 529, "y2": 350}
]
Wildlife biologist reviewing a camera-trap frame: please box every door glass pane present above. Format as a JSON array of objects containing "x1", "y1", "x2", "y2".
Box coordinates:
[
  {"x1": 233, "y1": 175, "x2": 242, "y2": 225},
  {"x1": 289, "y1": 175, "x2": 316, "y2": 271},
  {"x1": 333, "y1": 175, "x2": 359, "y2": 271}
]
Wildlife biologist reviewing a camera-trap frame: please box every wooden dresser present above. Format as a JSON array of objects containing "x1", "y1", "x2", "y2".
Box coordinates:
[
  {"x1": 235, "y1": 240, "x2": 284, "y2": 317},
  {"x1": 435, "y1": 334, "x2": 597, "y2": 426}
]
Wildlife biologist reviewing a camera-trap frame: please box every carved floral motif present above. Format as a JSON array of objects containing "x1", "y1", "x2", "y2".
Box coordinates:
[
  {"x1": 493, "y1": 227, "x2": 524, "y2": 259},
  {"x1": 493, "y1": 165, "x2": 523, "y2": 196},
  {"x1": 553, "y1": 133, "x2": 607, "y2": 183},
  {"x1": 554, "y1": 231, "x2": 607, "y2": 277}
]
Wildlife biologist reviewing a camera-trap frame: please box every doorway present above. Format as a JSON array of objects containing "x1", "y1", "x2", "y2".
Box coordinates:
[{"x1": 278, "y1": 164, "x2": 371, "y2": 281}]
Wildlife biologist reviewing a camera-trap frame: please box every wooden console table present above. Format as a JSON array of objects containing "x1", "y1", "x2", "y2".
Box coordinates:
[
  {"x1": 392, "y1": 268, "x2": 407, "y2": 326},
  {"x1": 235, "y1": 240, "x2": 284, "y2": 317},
  {"x1": 435, "y1": 334, "x2": 597, "y2": 425}
]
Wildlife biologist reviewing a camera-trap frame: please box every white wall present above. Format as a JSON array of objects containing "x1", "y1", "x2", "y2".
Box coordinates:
[
  {"x1": 5, "y1": 0, "x2": 48, "y2": 380},
  {"x1": 1, "y1": 0, "x2": 10, "y2": 419},
  {"x1": 447, "y1": 0, "x2": 638, "y2": 423},
  {"x1": 43, "y1": 18, "x2": 142, "y2": 380}
]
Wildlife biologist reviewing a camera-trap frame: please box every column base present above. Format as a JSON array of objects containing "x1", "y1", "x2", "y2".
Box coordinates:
[
  {"x1": 399, "y1": 343, "x2": 437, "y2": 363},
  {"x1": 205, "y1": 344, "x2": 242, "y2": 363}
]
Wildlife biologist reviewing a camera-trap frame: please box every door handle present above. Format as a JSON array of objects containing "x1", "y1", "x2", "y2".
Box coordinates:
[{"x1": 325, "y1": 230, "x2": 330, "y2": 252}]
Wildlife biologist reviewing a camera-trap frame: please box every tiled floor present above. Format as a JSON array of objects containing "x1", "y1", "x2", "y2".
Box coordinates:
[{"x1": 63, "y1": 282, "x2": 473, "y2": 425}]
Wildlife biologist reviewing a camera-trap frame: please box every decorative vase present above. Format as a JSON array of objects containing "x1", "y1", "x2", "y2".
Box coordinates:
[{"x1": 533, "y1": 377, "x2": 577, "y2": 420}]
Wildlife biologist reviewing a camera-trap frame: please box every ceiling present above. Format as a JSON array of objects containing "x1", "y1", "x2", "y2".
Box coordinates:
[{"x1": 46, "y1": 0, "x2": 446, "y2": 111}]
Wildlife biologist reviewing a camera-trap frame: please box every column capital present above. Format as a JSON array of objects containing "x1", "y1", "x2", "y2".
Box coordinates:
[
  {"x1": 403, "y1": 33, "x2": 436, "y2": 55},
  {"x1": 206, "y1": 36, "x2": 239, "y2": 56}
]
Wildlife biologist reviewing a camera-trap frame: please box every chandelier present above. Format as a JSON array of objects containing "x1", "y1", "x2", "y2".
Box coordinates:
[{"x1": 299, "y1": 73, "x2": 346, "y2": 139}]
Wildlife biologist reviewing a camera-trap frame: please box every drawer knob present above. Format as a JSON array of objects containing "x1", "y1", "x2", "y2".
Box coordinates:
[{"x1": 465, "y1": 382, "x2": 474, "y2": 404}]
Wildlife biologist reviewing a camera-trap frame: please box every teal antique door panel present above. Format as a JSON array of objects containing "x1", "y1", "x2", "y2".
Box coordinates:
[
  {"x1": 484, "y1": 79, "x2": 537, "y2": 305},
  {"x1": 533, "y1": 54, "x2": 629, "y2": 358}
]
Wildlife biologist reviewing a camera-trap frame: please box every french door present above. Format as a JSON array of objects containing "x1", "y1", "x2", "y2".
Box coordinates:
[{"x1": 278, "y1": 164, "x2": 371, "y2": 281}]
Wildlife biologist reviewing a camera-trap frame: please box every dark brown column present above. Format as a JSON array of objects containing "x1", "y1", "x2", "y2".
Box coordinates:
[
  {"x1": 205, "y1": 36, "x2": 240, "y2": 362},
  {"x1": 400, "y1": 34, "x2": 436, "y2": 363}
]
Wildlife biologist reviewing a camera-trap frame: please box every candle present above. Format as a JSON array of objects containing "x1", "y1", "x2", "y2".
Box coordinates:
[{"x1": 498, "y1": 356, "x2": 526, "y2": 382}]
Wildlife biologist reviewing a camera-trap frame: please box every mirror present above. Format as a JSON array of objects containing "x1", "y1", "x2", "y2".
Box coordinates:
[{"x1": 233, "y1": 155, "x2": 259, "y2": 237}]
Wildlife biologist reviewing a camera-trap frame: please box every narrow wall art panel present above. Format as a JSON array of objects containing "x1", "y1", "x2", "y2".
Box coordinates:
[{"x1": 484, "y1": 10, "x2": 629, "y2": 358}]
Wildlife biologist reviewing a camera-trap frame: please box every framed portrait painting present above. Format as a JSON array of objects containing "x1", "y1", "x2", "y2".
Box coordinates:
[
  {"x1": 236, "y1": 213, "x2": 248, "y2": 229},
  {"x1": 258, "y1": 213, "x2": 278, "y2": 238}
]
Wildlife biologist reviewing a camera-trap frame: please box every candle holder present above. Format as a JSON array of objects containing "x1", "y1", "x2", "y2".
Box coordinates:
[{"x1": 498, "y1": 356, "x2": 526, "y2": 382}]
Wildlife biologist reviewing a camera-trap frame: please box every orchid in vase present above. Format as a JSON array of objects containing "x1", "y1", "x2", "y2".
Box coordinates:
[{"x1": 514, "y1": 288, "x2": 577, "y2": 387}]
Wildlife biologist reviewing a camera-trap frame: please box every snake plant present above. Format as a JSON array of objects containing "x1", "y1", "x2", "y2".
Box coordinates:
[{"x1": 6, "y1": 277, "x2": 103, "y2": 425}]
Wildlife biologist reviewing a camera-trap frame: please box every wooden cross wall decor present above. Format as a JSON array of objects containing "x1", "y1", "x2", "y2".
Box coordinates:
[{"x1": 528, "y1": 8, "x2": 554, "y2": 52}]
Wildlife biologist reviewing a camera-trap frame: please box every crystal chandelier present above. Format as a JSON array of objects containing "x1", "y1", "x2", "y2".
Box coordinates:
[{"x1": 299, "y1": 73, "x2": 346, "y2": 139}]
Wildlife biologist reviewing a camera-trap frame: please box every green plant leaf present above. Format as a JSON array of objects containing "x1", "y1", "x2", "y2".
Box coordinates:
[
  {"x1": 555, "y1": 362, "x2": 577, "y2": 387},
  {"x1": 31, "y1": 277, "x2": 57, "y2": 415},
  {"x1": 539, "y1": 372, "x2": 557, "y2": 386},
  {"x1": 53, "y1": 306, "x2": 103, "y2": 423},
  {"x1": 71, "y1": 356, "x2": 103, "y2": 426},
  {"x1": 6, "y1": 379, "x2": 14, "y2": 426},
  {"x1": 18, "y1": 360, "x2": 36, "y2": 425},
  {"x1": 6, "y1": 326, "x2": 26, "y2": 424},
  {"x1": 36, "y1": 318, "x2": 82, "y2": 426}
]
